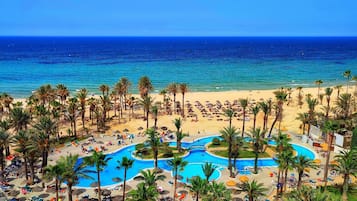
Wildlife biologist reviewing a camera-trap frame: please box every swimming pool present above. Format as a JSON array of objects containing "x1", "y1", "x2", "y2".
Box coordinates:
[{"x1": 75, "y1": 135, "x2": 316, "y2": 187}]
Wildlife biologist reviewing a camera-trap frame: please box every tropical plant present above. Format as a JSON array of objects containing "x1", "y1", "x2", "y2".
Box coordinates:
[
  {"x1": 188, "y1": 176, "x2": 208, "y2": 201},
  {"x1": 9, "y1": 107, "x2": 30, "y2": 132},
  {"x1": 0, "y1": 131, "x2": 11, "y2": 171},
  {"x1": 84, "y1": 151, "x2": 112, "y2": 201},
  {"x1": 127, "y1": 182, "x2": 158, "y2": 201},
  {"x1": 201, "y1": 162, "x2": 217, "y2": 181},
  {"x1": 56, "y1": 84, "x2": 70, "y2": 104},
  {"x1": 294, "y1": 155, "x2": 317, "y2": 189},
  {"x1": 322, "y1": 120, "x2": 339, "y2": 190},
  {"x1": 66, "y1": 97, "x2": 79, "y2": 137},
  {"x1": 332, "y1": 149, "x2": 357, "y2": 201},
  {"x1": 296, "y1": 86, "x2": 304, "y2": 109},
  {"x1": 271, "y1": 89, "x2": 288, "y2": 134},
  {"x1": 239, "y1": 98, "x2": 248, "y2": 137},
  {"x1": 240, "y1": 180, "x2": 267, "y2": 201},
  {"x1": 146, "y1": 128, "x2": 160, "y2": 169},
  {"x1": 139, "y1": 96, "x2": 153, "y2": 129},
  {"x1": 306, "y1": 96, "x2": 318, "y2": 136},
  {"x1": 224, "y1": 108, "x2": 234, "y2": 128},
  {"x1": 135, "y1": 169, "x2": 166, "y2": 187},
  {"x1": 335, "y1": 93, "x2": 352, "y2": 119},
  {"x1": 43, "y1": 164, "x2": 64, "y2": 201},
  {"x1": 284, "y1": 186, "x2": 333, "y2": 201},
  {"x1": 251, "y1": 105, "x2": 260, "y2": 131},
  {"x1": 173, "y1": 118, "x2": 188, "y2": 152},
  {"x1": 203, "y1": 181, "x2": 231, "y2": 201},
  {"x1": 179, "y1": 83, "x2": 188, "y2": 117},
  {"x1": 167, "y1": 83, "x2": 178, "y2": 114},
  {"x1": 76, "y1": 88, "x2": 88, "y2": 129},
  {"x1": 138, "y1": 76, "x2": 153, "y2": 98},
  {"x1": 167, "y1": 156, "x2": 188, "y2": 200},
  {"x1": 117, "y1": 156, "x2": 134, "y2": 201},
  {"x1": 258, "y1": 101, "x2": 269, "y2": 130},
  {"x1": 119, "y1": 77, "x2": 131, "y2": 110},
  {"x1": 315, "y1": 80, "x2": 323, "y2": 98},
  {"x1": 296, "y1": 112, "x2": 309, "y2": 135},
  {"x1": 343, "y1": 70, "x2": 352, "y2": 93},
  {"x1": 324, "y1": 87, "x2": 333, "y2": 119},
  {"x1": 99, "y1": 84, "x2": 110, "y2": 96},
  {"x1": 220, "y1": 126, "x2": 240, "y2": 177},
  {"x1": 59, "y1": 154, "x2": 92, "y2": 201},
  {"x1": 249, "y1": 128, "x2": 267, "y2": 174},
  {"x1": 12, "y1": 130, "x2": 30, "y2": 181}
]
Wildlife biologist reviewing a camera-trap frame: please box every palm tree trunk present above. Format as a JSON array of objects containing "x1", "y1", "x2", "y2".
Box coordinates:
[
  {"x1": 297, "y1": 171, "x2": 303, "y2": 189},
  {"x1": 0, "y1": 148, "x2": 4, "y2": 171},
  {"x1": 173, "y1": 94, "x2": 176, "y2": 114},
  {"x1": 242, "y1": 110, "x2": 246, "y2": 137},
  {"x1": 29, "y1": 161, "x2": 35, "y2": 185},
  {"x1": 263, "y1": 114, "x2": 267, "y2": 131},
  {"x1": 229, "y1": 118, "x2": 232, "y2": 128},
  {"x1": 324, "y1": 133, "x2": 332, "y2": 191},
  {"x1": 254, "y1": 151, "x2": 258, "y2": 174},
  {"x1": 24, "y1": 157, "x2": 29, "y2": 181},
  {"x1": 173, "y1": 175, "x2": 177, "y2": 201},
  {"x1": 68, "y1": 184, "x2": 73, "y2": 201},
  {"x1": 276, "y1": 169, "x2": 281, "y2": 199},
  {"x1": 283, "y1": 168, "x2": 288, "y2": 193},
  {"x1": 228, "y1": 144, "x2": 233, "y2": 177},
  {"x1": 97, "y1": 171, "x2": 102, "y2": 201},
  {"x1": 182, "y1": 94, "x2": 185, "y2": 117},
  {"x1": 342, "y1": 174, "x2": 349, "y2": 201},
  {"x1": 154, "y1": 118, "x2": 157, "y2": 130},
  {"x1": 253, "y1": 115, "x2": 257, "y2": 131},
  {"x1": 82, "y1": 110, "x2": 85, "y2": 129},
  {"x1": 73, "y1": 119, "x2": 77, "y2": 138},
  {"x1": 269, "y1": 113, "x2": 279, "y2": 138},
  {"x1": 154, "y1": 150, "x2": 158, "y2": 169},
  {"x1": 55, "y1": 178, "x2": 59, "y2": 201},
  {"x1": 123, "y1": 169, "x2": 127, "y2": 201},
  {"x1": 146, "y1": 111, "x2": 149, "y2": 129},
  {"x1": 196, "y1": 193, "x2": 199, "y2": 201},
  {"x1": 233, "y1": 156, "x2": 237, "y2": 177}
]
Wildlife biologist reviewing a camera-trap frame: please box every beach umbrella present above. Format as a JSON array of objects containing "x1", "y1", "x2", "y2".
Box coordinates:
[
  {"x1": 313, "y1": 159, "x2": 321, "y2": 164},
  {"x1": 38, "y1": 193, "x2": 50, "y2": 198},
  {"x1": 8, "y1": 190, "x2": 20, "y2": 197},
  {"x1": 178, "y1": 190, "x2": 188, "y2": 195},
  {"x1": 112, "y1": 177, "x2": 122, "y2": 183},
  {"x1": 101, "y1": 189, "x2": 111, "y2": 197},
  {"x1": 160, "y1": 126, "x2": 168, "y2": 131},
  {"x1": 73, "y1": 188, "x2": 86, "y2": 196},
  {"x1": 239, "y1": 176, "x2": 249, "y2": 183},
  {"x1": 176, "y1": 175, "x2": 183, "y2": 180},
  {"x1": 90, "y1": 182, "x2": 99, "y2": 188},
  {"x1": 123, "y1": 128, "x2": 129, "y2": 132},
  {"x1": 137, "y1": 127, "x2": 143, "y2": 131},
  {"x1": 159, "y1": 190, "x2": 169, "y2": 195},
  {"x1": 226, "y1": 180, "x2": 237, "y2": 187},
  {"x1": 32, "y1": 185, "x2": 43, "y2": 192}
]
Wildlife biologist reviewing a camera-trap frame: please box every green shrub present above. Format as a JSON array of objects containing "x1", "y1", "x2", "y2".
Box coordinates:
[{"x1": 212, "y1": 137, "x2": 221, "y2": 145}]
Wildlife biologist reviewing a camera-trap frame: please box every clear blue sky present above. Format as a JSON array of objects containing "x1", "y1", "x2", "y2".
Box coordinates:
[{"x1": 1, "y1": 0, "x2": 356, "y2": 36}]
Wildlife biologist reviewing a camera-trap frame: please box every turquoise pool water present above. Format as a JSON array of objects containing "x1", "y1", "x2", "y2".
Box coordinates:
[{"x1": 75, "y1": 136, "x2": 315, "y2": 187}]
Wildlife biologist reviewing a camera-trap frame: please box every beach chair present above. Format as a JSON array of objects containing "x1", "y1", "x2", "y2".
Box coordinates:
[{"x1": 179, "y1": 193, "x2": 186, "y2": 200}]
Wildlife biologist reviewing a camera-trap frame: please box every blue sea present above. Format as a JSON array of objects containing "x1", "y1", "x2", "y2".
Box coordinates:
[{"x1": 0, "y1": 37, "x2": 356, "y2": 98}]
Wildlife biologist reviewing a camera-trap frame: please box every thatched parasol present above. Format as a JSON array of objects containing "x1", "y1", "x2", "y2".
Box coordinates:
[
  {"x1": 38, "y1": 193, "x2": 50, "y2": 198},
  {"x1": 112, "y1": 177, "x2": 122, "y2": 183},
  {"x1": 73, "y1": 188, "x2": 86, "y2": 196},
  {"x1": 32, "y1": 185, "x2": 44, "y2": 192},
  {"x1": 90, "y1": 182, "x2": 99, "y2": 188},
  {"x1": 8, "y1": 190, "x2": 20, "y2": 197},
  {"x1": 101, "y1": 189, "x2": 111, "y2": 197}
]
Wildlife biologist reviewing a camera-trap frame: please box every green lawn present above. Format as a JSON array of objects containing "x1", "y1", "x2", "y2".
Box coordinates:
[
  {"x1": 210, "y1": 149, "x2": 270, "y2": 158},
  {"x1": 135, "y1": 146, "x2": 187, "y2": 159},
  {"x1": 325, "y1": 186, "x2": 357, "y2": 201}
]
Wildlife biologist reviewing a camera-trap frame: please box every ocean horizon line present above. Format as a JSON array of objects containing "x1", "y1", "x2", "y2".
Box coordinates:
[{"x1": 1, "y1": 36, "x2": 357, "y2": 38}]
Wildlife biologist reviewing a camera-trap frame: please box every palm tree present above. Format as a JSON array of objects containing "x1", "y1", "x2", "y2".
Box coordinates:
[
  {"x1": 84, "y1": 151, "x2": 112, "y2": 201},
  {"x1": 12, "y1": 130, "x2": 30, "y2": 181},
  {"x1": 138, "y1": 76, "x2": 153, "y2": 98},
  {"x1": 334, "y1": 85, "x2": 343, "y2": 101},
  {"x1": 135, "y1": 169, "x2": 166, "y2": 187},
  {"x1": 352, "y1": 75, "x2": 357, "y2": 94},
  {"x1": 270, "y1": 90, "x2": 288, "y2": 135},
  {"x1": 251, "y1": 105, "x2": 260, "y2": 131},
  {"x1": 9, "y1": 107, "x2": 30, "y2": 132},
  {"x1": 0, "y1": 131, "x2": 11, "y2": 171},
  {"x1": 66, "y1": 98, "x2": 79, "y2": 137},
  {"x1": 296, "y1": 113, "x2": 309, "y2": 135},
  {"x1": 258, "y1": 101, "x2": 269, "y2": 131},
  {"x1": 224, "y1": 108, "x2": 234, "y2": 128},
  {"x1": 146, "y1": 128, "x2": 160, "y2": 169},
  {"x1": 294, "y1": 155, "x2": 317, "y2": 189},
  {"x1": 203, "y1": 181, "x2": 231, "y2": 201},
  {"x1": 59, "y1": 154, "x2": 92, "y2": 201},
  {"x1": 220, "y1": 126, "x2": 240, "y2": 177},
  {"x1": 315, "y1": 80, "x2": 323, "y2": 98},
  {"x1": 167, "y1": 83, "x2": 178, "y2": 114},
  {"x1": 335, "y1": 93, "x2": 352, "y2": 119},
  {"x1": 43, "y1": 164, "x2": 64, "y2": 201},
  {"x1": 173, "y1": 118, "x2": 187, "y2": 152},
  {"x1": 239, "y1": 98, "x2": 248, "y2": 137},
  {"x1": 117, "y1": 156, "x2": 134, "y2": 201},
  {"x1": 151, "y1": 105, "x2": 158, "y2": 129},
  {"x1": 167, "y1": 156, "x2": 188, "y2": 200},
  {"x1": 324, "y1": 87, "x2": 333, "y2": 119},
  {"x1": 127, "y1": 182, "x2": 159, "y2": 201},
  {"x1": 76, "y1": 88, "x2": 88, "y2": 129},
  {"x1": 179, "y1": 83, "x2": 188, "y2": 117},
  {"x1": 343, "y1": 70, "x2": 352, "y2": 93},
  {"x1": 249, "y1": 128, "x2": 266, "y2": 174},
  {"x1": 99, "y1": 84, "x2": 110, "y2": 96},
  {"x1": 31, "y1": 132, "x2": 51, "y2": 176},
  {"x1": 0, "y1": 92, "x2": 14, "y2": 113},
  {"x1": 139, "y1": 96, "x2": 153, "y2": 129},
  {"x1": 202, "y1": 162, "x2": 216, "y2": 182},
  {"x1": 240, "y1": 180, "x2": 267, "y2": 201},
  {"x1": 322, "y1": 120, "x2": 339, "y2": 190},
  {"x1": 276, "y1": 151, "x2": 295, "y2": 193},
  {"x1": 306, "y1": 96, "x2": 318, "y2": 136},
  {"x1": 56, "y1": 84, "x2": 69, "y2": 104},
  {"x1": 36, "y1": 84, "x2": 55, "y2": 107},
  {"x1": 333, "y1": 149, "x2": 357, "y2": 201},
  {"x1": 296, "y1": 86, "x2": 304, "y2": 109},
  {"x1": 285, "y1": 185, "x2": 333, "y2": 201},
  {"x1": 188, "y1": 176, "x2": 208, "y2": 201},
  {"x1": 120, "y1": 77, "x2": 131, "y2": 110}
]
